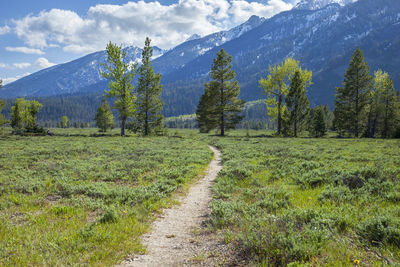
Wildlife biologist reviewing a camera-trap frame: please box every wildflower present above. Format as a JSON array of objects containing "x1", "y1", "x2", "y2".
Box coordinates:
[{"x1": 354, "y1": 259, "x2": 360, "y2": 265}]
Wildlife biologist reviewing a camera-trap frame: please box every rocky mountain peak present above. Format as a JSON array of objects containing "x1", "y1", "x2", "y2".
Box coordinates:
[{"x1": 295, "y1": 0, "x2": 357, "y2": 10}]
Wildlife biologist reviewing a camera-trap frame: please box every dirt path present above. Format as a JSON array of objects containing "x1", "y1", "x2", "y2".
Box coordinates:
[{"x1": 119, "y1": 145, "x2": 223, "y2": 267}]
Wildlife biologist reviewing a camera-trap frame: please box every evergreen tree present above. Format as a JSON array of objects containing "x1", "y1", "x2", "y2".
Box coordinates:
[
  {"x1": 260, "y1": 58, "x2": 312, "y2": 135},
  {"x1": 286, "y1": 70, "x2": 310, "y2": 137},
  {"x1": 62, "y1": 116, "x2": 69, "y2": 128},
  {"x1": 11, "y1": 99, "x2": 23, "y2": 131},
  {"x1": 95, "y1": 97, "x2": 114, "y2": 132},
  {"x1": 311, "y1": 106, "x2": 327, "y2": 138},
  {"x1": 375, "y1": 70, "x2": 398, "y2": 138},
  {"x1": 334, "y1": 48, "x2": 372, "y2": 137},
  {"x1": 136, "y1": 37, "x2": 164, "y2": 136},
  {"x1": 196, "y1": 49, "x2": 245, "y2": 136},
  {"x1": 0, "y1": 99, "x2": 6, "y2": 130},
  {"x1": 366, "y1": 70, "x2": 384, "y2": 138},
  {"x1": 196, "y1": 90, "x2": 218, "y2": 133},
  {"x1": 100, "y1": 42, "x2": 137, "y2": 136}
]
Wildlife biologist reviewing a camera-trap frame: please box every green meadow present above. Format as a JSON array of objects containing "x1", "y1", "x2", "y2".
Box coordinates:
[
  {"x1": 0, "y1": 129, "x2": 212, "y2": 266},
  {"x1": 208, "y1": 133, "x2": 400, "y2": 266},
  {"x1": 0, "y1": 128, "x2": 399, "y2": 266}
]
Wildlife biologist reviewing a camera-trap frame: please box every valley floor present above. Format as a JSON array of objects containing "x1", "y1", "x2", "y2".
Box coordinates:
[{"x1": 0, "y1": 128, "x2": 399, "y2": 266}]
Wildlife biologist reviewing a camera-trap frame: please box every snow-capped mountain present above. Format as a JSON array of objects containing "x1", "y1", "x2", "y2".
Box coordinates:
[
  {"x1": 186, "y1": 34, "x2": 201, "y2": 42},
  {"x1": 153, "y1": 15, "x2": 266, "y2": 74},
  {"x1": 1, "y1": 0, "x2": 399, "y2": 118},
  {"x1": 160, "y1": 0, "x2": 400, "y2": 115},
  {"x1": 295, "y1": 0, "x2": 357, "y2": 10},
  {"x1": 0, "y1": 15, "x2": 265, "y2": 98},
  {"x1": 0, "y1": 46, "x2": 163, "y2": 97}
]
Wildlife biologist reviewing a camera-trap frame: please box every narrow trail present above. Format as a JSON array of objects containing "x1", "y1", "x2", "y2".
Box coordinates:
[{"x1": 119, "y1": 145, "x2": 223, "y2": 267}]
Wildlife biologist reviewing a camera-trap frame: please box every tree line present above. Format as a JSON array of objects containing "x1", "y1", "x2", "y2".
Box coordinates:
[
  {"x1": 1, "y1": 46, "x2": 399, "y2": 138},
  {"x1": 196, "y1": 47, "x2": 399, "y2": 138},
  {"x1": 0, "y1": 38, "x2": 164, "y2": 136}
]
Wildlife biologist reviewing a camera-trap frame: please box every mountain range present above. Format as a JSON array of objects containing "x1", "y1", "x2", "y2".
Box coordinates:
[{"x1": 1, "y1": 0, "x2": 399, "y2": 118}]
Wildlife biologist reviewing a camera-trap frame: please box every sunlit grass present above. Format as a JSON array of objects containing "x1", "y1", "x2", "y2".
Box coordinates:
[{"x1": 0, "y1": 129, "x2": 212, "y2": 265}]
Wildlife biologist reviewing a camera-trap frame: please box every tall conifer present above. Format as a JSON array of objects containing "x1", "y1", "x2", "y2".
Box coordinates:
[
  {"x1": 286, "y1": 70, "x2": 310, "y2": 137},
  {"x1": 95, "y1": 97, "x2": 114, "y2": 132},
  {"x1": 136, "y1": 37, "x2": 164, "y2": 136},
  {"x1": 196, "y1": 49, "x2": 244, "y2": 136},
  {"x1": 334, "y1": 48, "x2": 372, "y2": 137}
]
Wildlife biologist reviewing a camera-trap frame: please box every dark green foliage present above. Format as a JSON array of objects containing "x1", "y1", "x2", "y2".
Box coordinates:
[
  {"x1": 99, "y1": 207, "x2": 119, "y2": 224},
  {"x1": 0, "y1": 99, "x2": 6, "y2": 129},
  {"x1": 95, "y1": 98, "x2": 114, "y2": 132},
  {"x1": 286, "y1": 71, "x2": 310, "y2": 137},
  {"x1": 334, "y1": 48, "x2": 373, "y2": 137},
  {"x1": 135, "y1": 37, "x2": 164, "y2": 136},
  {"x1": 196, "y1": 90, "x2": 218, "y2": 133},
  {"x1": 100, "y1": 42, "x2": 137, "y2": 136},
  {"x1": 311, "y1": 106, "x2": 327, "y2": 138},
  {"x1": 196, "y1": 49, "x2": 245, "y2": 136},
  {"x1": 377, "y1": 72, "x2": 398, "y2": 138},
  {"x1": 358, "y1": 215, "x2": 400, "y2": 248}
]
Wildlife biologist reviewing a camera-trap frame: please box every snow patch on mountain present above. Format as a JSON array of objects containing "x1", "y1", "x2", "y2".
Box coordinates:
[{"x1": 295, "y1": 0, "x2": 357, "y2": 10}]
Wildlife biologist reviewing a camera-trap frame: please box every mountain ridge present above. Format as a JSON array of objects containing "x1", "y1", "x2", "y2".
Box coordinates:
[{"x1": 1, "y1": 0, "x2": 399, "y2": 118}]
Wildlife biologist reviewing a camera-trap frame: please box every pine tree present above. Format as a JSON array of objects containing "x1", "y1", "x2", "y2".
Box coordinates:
[
  {"x1": 366, "y1": 70, "x2": 385, "y2": 138},
  {"x1": 100, "y1": 42, "x2": 136, "y2": 136},
  {"x1": 286, "y1": 70, "x2": 310, "y2": 137},
  {"x1": 311, "y1": 106, "x2": 327, "y2": 138},
  {"x1": 196, "y1": 90, "x2": 218, "y2": 133},
  {"x1": 260, "y1": 58, "x2": 312, "y2": 135},
  {"x1": 334, "y1": 47, "x2": 372, "y2": 137},
  {"x1": 196, "y1": 49, "x2": 245, "y2": 136},
  {"x1": 136, "y1": 37, "x2": 164, "y2": 136},
  {"x1": 0, "y1": 99, "x2": 6, "y2": 130},
  {"x1": 11, "y1": 99, "x2": 23, "y2": 131},
  {"x1": 375, "y1": 70, "x2": 398, "y2": 138},
  {"x1": 95, "y1": 97, "x2": 114, "y2": 132}
]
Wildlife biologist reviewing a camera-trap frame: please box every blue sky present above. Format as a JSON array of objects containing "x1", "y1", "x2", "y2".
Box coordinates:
[{"x1": 0, "y1": 0, "x2": 297, "y2": 84}]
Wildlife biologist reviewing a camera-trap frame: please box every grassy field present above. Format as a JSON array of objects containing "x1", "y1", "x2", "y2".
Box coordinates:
[
  {"x1": 1, "y1": 128, "x2": 399, "y2": 266},
  {"x1": 207, "y1": 133, "x2": 400, "y2": 266},
  {"x1": 0, "y1": 129, "x2": 212, "y2": 266}
]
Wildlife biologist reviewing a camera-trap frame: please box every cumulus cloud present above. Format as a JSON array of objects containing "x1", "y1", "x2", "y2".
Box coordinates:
[
  {"x1": 0, "y1": 63, "x2": 7, "y2": 68},
  {"x1": 35, "y1": 57, "x2": 56, "y2": 68},
  {"x1": 13, "y1": 63, "x2": 32, "y2": 69},
  {"x1": 5, "y1": 46, "x2": 45, "y2": 55},
  {"x1": 11, "y1": 0, "x2": 293, "y2": 53},
  {"x1": 1, "y1": 73, "x2": 31, "y2": 85},
  {"x1": 0, "y1": 25, "x2": 10, "y2": 35}
]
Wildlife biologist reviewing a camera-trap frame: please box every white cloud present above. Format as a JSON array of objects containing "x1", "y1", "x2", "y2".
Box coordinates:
[
  {"x1": 11, "y1": 0, "x2": 293, "y2": 53},
  {"x1": 0, "y1": 63, "x2": 8, "y2": 68},
  {"x1": 13, "y1": 63, "x2": 32, "y2": 69},
  {"x1": 0, "y1": 25, "x2": 10, "y2": 35},
  {"x1": 5, "y1": 46, "x2": 45, "y2": 55},
  {"x1": 35, "y1": 57, "x2": 56, "y2": 68},
  {"x1": 1, "y1": 73, "x2": 31, "y2": 85}
]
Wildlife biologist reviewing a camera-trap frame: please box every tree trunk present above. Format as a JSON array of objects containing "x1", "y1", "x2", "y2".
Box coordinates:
[
  {"x1": 220, "y1": 78, "x2": 225, "y2": 136},
  {"x1": 277, "y1": 94, "x2": 282, "y2": 135},
  {"x1": 145, "y1": 111, "x2": 149, "y2": 136},
  {"x1": 121, "y1": 115, "x2": 126, "y2": 136}
]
